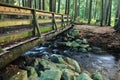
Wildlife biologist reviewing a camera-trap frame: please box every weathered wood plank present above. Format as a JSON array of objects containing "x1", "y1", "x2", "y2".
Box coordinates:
[
  {"x1": 0, "y1": 19, "x2": 62, "y2": 27},
  {"x1": 0, "y1": 6, "x2": 32, "y2": 15},
  {"x1": 0, "y1": 31, "x2": 33, "y2": 43},
  {"x1": 0, "y1": 19, "x2": 31, "y2": 27}
]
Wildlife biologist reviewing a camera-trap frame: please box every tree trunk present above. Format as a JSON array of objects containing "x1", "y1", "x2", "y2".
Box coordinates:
[
  {"x1": 100, "y1": 0, "x2": 104, "y2": 26},
  {"x1": 115, "y1": 0, "x2": 120, "y2": 25},
  {"x1": 74, "y1": 0, "x2": 77, "y2": 20},
  {"x1": 77, "y1": 0, "x2": 80, "y2": 17},
  {"x1": 88, "y1": 0, "x2": 92, "y2": 24},
  {"x1": 105, "y1": 0, "x2": 110, "y2": 25},
  {"x1": 57, "y1": 0, "x2": 61, "y2": 13},
  {"x1": 107, "y1": 0, "x2": 112, "y2": 26},
  {"x1": 85, "y1": 0, "x2": 88, "y2": 19},
  {"x1": 65, "y1": 0, "x2": 68, "y2": 14},
  {"x1": 49, "y1": 0, "x2": 56, "y2": 12},
  {"x1": 42, "y1": 0, "x2": 45, "y2": 10},
  {"x1": 68, "y1": 0, "x2": 70, "y2": 15},
  {"x1": 114, "y1": 0, "x2": 120, "y2": 31}
]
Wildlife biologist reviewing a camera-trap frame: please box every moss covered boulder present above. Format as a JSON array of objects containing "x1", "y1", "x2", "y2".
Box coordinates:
[
  {"x1": 92, "y1": 72, "x2": 104, "y2": 80},
  {"x1": 39, "y1": 70, "x2": 62, "y2": 80},
  {"x1": 40, "y1": 59, "x2": 57, "y2": 70},
  {"x1": 26, "y1": 66, "x2": 39, "y2": 80},
  {"x1": 64, "y1": 57, "x2": 81, "y2": 73},
  {"x1": 62, "y1": 69, "x2": 79, "y2": 80},
  {"x1": 10, "y1": 69, "x2": 28, "y2": 80},
  {"x1": 76, "y1": 73, "x2": 93, "y2": 80}
]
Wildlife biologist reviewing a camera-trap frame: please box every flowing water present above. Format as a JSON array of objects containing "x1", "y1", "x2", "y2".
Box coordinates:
[{"x1": 24, "y1": 43, "x2": 120, "y2": 80}]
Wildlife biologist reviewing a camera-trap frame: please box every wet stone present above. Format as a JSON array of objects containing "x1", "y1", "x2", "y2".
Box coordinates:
[
  {"x1": 10, "y1": 69, "x2": 28, "y2": 80},
  {"x1": 76, "y1": 73, "x2": 93, "y2": 80},
  {"x1": 62, "y1": 69, "x2": 79, "y2": 80},
  {"x1": 39, "y1": 70, "x2": 62, "y2": 80},
  {"x1": 92, "y1": 72, "x2": 104, "y2": 80}
]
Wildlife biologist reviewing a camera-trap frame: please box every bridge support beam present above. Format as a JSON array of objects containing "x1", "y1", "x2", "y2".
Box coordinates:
[{"x1": 0, "y1": 26, "x2": 72, "y2": 69}]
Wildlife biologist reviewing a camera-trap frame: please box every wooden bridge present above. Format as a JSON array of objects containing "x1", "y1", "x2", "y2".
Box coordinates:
[{"x1": 0, "y1": 3, "x2": 72, "y2": 69}]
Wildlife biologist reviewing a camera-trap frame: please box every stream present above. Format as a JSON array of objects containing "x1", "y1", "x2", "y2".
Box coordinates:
[
  {"x1": 24, "y1": 42, "x2": 120, "y2": 80},
  {"x1": 2, "y1": 29, "x2": 119, "y2": 80}
]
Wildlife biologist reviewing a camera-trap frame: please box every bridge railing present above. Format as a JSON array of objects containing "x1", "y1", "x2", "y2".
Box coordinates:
[{"x1": 0, "y1": 3, "x2": 71, "y2": 49}]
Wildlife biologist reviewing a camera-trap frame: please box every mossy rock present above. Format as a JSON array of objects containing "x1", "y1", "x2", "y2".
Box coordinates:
[
  {"x1": 64, "y1": 57, "x2": 81, "y2": 73},
  {"x1": 87, "y1": 48, "x2": 92, "y2": 52},
  {"x1": 10, "y1": 69, "x2": 28, "y2": 80},
  {"x1": 51, "y1": 56, "x2": 66, "y2": 64},
  {"x1": 39, "y1": 70, "x2": 62, "y2": 80},
  {"x1": 82, "y1": 39, "x2": 88, "y2": 44},
  {"x1": 39, "y1": 59, "x2": 57, "y2": 70},
  {"x1": 76, "y1": 73, "x2": 93, "y2": 80},
  {"x1": 56, "y1": 64, "x2": 68, "y2": 71},
  {"x1": 71, "y1": 41, "x2": 80, "y2": 48},
  {"x1": 70, "y1": 29, "x2": 80, "y2": 37},
  {"x1": 66, "y1": 41, "x2": 72, "y2": 47},
  {"x1": 26, "y1": 66, "x2": 39, "y2": 80},
  {"x1": 92, "y1": 47, "x2": 103, "y2": 53},
  {"x1": 76, "y1": 39, "x2": 82, "y2": 44},
  {"x1": 80, "y1": 44, "x2": 90, "y2": 48},
  {"x1": 79, "y1": 48, "x2": 88, "y2": 53},
  {"x1": 26, "y1": 66, "x2": 38, "y2": 77},
  {"x1": 92, "y1": 72, "x2": 104, "y2": 80},
  {"x1": 34, "y1": 58, "x2": 39, "y2": 66},
  {"x1": 62, "y1": 69, "x2": 79, "y2": 80}
]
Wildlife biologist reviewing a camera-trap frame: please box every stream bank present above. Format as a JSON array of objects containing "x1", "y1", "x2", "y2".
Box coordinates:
[{"x1": 0, "y1": 27, "x2": 120, "y2": 80}]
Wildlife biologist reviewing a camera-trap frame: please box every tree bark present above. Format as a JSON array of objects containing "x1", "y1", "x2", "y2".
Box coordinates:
[
  {"x1": 49, "y1": 0, "x2": 56, "y2": 12},
  {"x1": 74, "y1": 0, "x2": 77, "y2": 20},
  {"x1": 57, "y1": 0, "x2": 61, "y2": 13},
  {"x1": 65, "y1": 0, "x2": 68, "y2": 14},
  {"x1": 85, "y1": 0, "x2": 88, "y2": 19},
  {"x1": 100, "y1": 0, "x2": 104, "y2": 26},
  {"x1": 108, "y1": 0, "x2": 112, "y2": 26},
  {"x1": 88, "y1": 0, "x2": 92, "y2": 24},
  {"x1": 114, "y1": 0, "x2": 120, "y2": 31},
  {"x1": 68, "y1": 0, "x2": 70, "y2": 15}
]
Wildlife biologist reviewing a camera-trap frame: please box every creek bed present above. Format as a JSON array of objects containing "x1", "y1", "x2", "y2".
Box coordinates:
[
  {"x1": 24, "y1": 43, "x2": 120, "y2": 80},
  {"x1": 0, "y1": 28, "x2": 120, "y2": 80}
]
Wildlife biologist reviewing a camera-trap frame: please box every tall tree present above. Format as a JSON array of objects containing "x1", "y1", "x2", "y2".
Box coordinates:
[
  {"x1": 88, "y1": 0, "x2": 92, "y2": 24},
  {"x1": 65, "y1": 0, "x2": 68, "y2": 14},
  {"x1": 42, "y1": 0, "x2": 45, "y2": 10},
  {"x1": 49, "y1": 0, "x2": 56, "y2": 12},
  {"x1": 114, "y1": 0, "x2": 120, "y2": 31},
  {"x1": 77, "y1": 0, "x2": 80, "y2": 17},
  {"x1": 100, "y1": 0, "x2": 104, "y2": 26},
  {"x1": 85, "y1": 0, "x2": 88, "y2": 19},
  {"x1": 115, "y1": 0, "x2": 120, "y2": 25},
  {"x1": 57, "y1": 0, "x2": 61, "y2": 13},
  {"x1": 105, "y1": 0, "x2": 112, "y2": 26},
  {"x1": 108, "y1": 0, "x2": 112, "y2": 26},
  {"x1": 74, "y1": 0, "x2": 77, "y2": 20},
  {"x1": 65, "y1": 0, "x2": 70, "y2": 15}
]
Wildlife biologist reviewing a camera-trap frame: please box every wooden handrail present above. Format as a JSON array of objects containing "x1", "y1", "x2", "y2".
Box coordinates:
[{"x1": 0, "y1": 2, "x2": 71, "y2": 44}]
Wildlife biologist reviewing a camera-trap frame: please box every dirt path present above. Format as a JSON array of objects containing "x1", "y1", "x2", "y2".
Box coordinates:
[{"x1": 75, "y1": 25, "x2": 120, "y2": 53}]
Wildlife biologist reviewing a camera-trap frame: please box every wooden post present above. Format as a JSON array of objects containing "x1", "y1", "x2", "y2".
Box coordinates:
[
  {"x1": 32, "y1": 10, "x2": 41, "y2": 37},
  {"x1": 67, "y1": 15, "x2": 69, "y2": 25},
  {"x1": 52, "y1": 13, "x2": 57, "y2": 30},
  {"x1": 61, "y1": 15, "x2": 65, "y2": 28}
]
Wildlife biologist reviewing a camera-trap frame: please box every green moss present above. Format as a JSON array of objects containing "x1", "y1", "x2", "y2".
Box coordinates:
[
  {"x1": 40, "y1": 24, "x2": 62, "y2": 33},
  {"x1": 40, "y1": 26, "x2": 53, "y2": 33},
  {"x1": 0, "y1": 31, "x2": 32, "y2": 43}
]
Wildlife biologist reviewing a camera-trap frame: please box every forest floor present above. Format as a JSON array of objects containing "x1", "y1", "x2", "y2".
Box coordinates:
[{"x1": 75, "y1": 25, "x2": 120, "y2": 54}]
